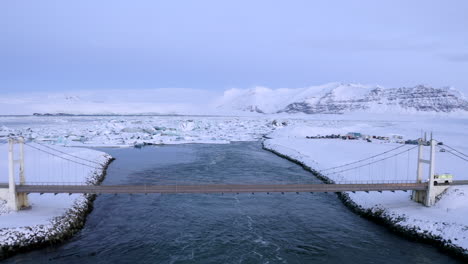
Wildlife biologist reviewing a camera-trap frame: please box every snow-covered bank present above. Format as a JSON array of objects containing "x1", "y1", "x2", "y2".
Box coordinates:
[
  {"x1": 263, "y1": 121, "x2": 468, "y2": 257},
  {"x1": 0, "y1": 144, "x2": 113, "y2": 260},
  {"x1": 1, "y1": 115, "x2": 468, "y2": 260}
]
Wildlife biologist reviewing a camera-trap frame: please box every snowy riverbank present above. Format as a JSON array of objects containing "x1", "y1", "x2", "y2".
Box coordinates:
[
  {"x1": 263, "y1": 121, "x2": 468, "y2": 257},
  {"x1": 0, "y1": 144, "x2": 112, "y2": 259},
  {"x1": 1, "y1": 115, "x2": 467, "y2": 259}
]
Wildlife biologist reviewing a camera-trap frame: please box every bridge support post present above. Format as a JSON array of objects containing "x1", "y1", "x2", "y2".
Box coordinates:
[
  {"x1": 412, "y1": 139, "x2": 425, "y2": 203},
  {"x1": 412, "y1": 137, "x2": 440, "y2": 207},
  {"x1": 17, "y1": 137, "x2": 29, "y2": 208},
  {"x1": 6, "y1": 137, "x2": 29, "y2": 211},
  {"x1": 7, "y1": 138, "x2": 19, "y2": 211},
  {"x1": 424, "y1": 138, "x2": 436, "y2": 206}
]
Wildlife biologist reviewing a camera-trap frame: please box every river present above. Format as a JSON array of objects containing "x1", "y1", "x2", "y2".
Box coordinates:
[{"x1": 6, "y1": 142, "x2": 459, "y2": 263}]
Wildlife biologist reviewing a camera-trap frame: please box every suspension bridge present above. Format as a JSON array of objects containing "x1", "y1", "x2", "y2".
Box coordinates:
[{"x1": 1, "y1": 135, "x2": 467, "y2": 211}]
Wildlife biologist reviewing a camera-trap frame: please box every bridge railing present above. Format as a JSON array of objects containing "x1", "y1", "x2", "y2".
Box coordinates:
[
  {"x1": 333, "y1": 180, "x2": 419, "y2": 184},
  {"x1": 9, "y1": 179, "x2": 421, "y2": 186}
]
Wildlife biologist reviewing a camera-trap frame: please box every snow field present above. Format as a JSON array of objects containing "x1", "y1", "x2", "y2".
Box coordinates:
[
  {"x1": 0, "y1": 143, "x2": 111, "y2": 246},
  {"x1": 1, "y1": 115, "x2": 467, "y2": 254},
  {"x1": 0, "y1": 116, "x2": 286, "y2": 147},
  {"x1": 264, "y1": 119, "x2": 468, "y2": 251}
]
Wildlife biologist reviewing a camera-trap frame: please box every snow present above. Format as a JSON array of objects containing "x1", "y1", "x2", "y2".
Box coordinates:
[
  {"x1": 1, "y1": 83, "x2": 466, "y2": 116},
  {"x1": 327, "y1": 83, "x2": 377, "y2": 100},
  {"x1": 0, "y1": 116, "x2": 291, "y2": 147},
  {"x1": 215, "y1": 82, "x2": 371, "y2": 113},
  {"x1": 0, "y1": 88, "x2": 219, "y2": 115},
  {"x1": 264, "y1": 117, "x2": 468, "y2": 251},
  {"x1": 216, "y1": 87, "x2": 295, "y2": 113},
  {"x1": 0, "y1": 143, "x2": 111, "y2": 245},
  {"x1": 0, "y1": 114, "x2": 468, "y2": 253},
  {"x1": 0, "y1": 115, "x2": 294, "y2": 246},
  {"x1": 0, "y1": 194, "x2": 83, "y2": 228},
  {"x1": 217, "y1": 83, "x2": 468, "y2": 115}
]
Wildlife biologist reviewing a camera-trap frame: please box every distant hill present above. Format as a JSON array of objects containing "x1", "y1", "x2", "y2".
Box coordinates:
[
  {"x1": 1, "y1": 84, "x2": 467, "y2": 115},
  {"x1": 217, "y1": 83, "x2": 468, "y2": 114}
]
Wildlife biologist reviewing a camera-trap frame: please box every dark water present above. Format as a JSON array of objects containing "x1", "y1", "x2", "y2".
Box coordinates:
[{"x1": 6, "y1": 142, "x2": 459, "y2": 263}]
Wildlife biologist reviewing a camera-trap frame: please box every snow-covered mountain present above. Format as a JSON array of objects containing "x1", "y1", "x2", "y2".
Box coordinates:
[
  {"x1": 1, "y1": 83, "x2": 467, "y2": 115},
  {"x1": 0, "y1": 89, "x2": 218, "y2": 115},
  {"x1": 217, "y1": 83, "x2": 468, "y2": 114}
]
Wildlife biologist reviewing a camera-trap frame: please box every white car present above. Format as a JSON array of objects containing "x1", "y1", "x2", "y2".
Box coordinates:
[{"x1": 433, "y1": 173, "x2": 453, "y2": 185}]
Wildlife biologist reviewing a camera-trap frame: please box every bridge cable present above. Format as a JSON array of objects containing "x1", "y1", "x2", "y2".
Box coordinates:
[
  {"x1": 31, "y1": 141, "x2": 102, "y2": 165},
  {"x1": 438, "y1": 147, "x2": 468, "y2": 162},
  {"x1": 29, "y1": 141, "x2": 137, "y2": 175},
  {"x1": 437, "y1": 142, "x2": 468, "y2": 158},
  {"x1": 319, "y1": 144, "x2": 409, "y2": 172},
  {"x1": 24, "y1": 143, "x2": 101, "y2": 169},
  {"x1": 327, "y1": 146, "x2": 417, "y2": 176}
]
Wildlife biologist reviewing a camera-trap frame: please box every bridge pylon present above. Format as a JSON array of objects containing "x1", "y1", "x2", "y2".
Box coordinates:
[
  {"x1": 412, "y1": 135, "x2": 447, "y2": 206},
  {"x1": 6, "y1": 137, "x2": 29, "y2": 211}
]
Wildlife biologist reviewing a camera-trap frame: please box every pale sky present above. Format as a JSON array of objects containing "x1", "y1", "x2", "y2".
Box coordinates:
[{"x1": 1, "y1": 0, "x2": 467, "y2": 93}]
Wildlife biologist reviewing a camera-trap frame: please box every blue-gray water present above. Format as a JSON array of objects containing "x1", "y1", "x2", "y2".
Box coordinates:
[{"x1": 6, "y1": 142, "x2": 459, "y2": 263}]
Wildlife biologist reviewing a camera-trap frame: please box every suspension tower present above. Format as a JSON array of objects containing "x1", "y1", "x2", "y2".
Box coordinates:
[
  {"x1": 412, "y1": 134, "x2": 447, "y2": 206},
  {"x1": 6, "y1": 137, "x2": 29, "y2": 211}
]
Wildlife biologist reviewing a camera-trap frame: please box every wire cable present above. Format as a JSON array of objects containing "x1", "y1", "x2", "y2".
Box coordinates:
[
  {"x1": 327, "y1": 146, "x2": 417, "y2": 175},
  {"x1": 441, "y1": 148, "x2": 468, "y2": 162},
  {"x1": 24, "y1": 143, "x2": 101, "y2": 169},
  {"x1": 31, "y1": 141, "x2": 102, "y2": 165},
  {"x1": 437, "y1": 142, "x2": 468, "y2": 158},
  {"x1": 319, "y1": 144, "x2": 409, "y2": 172}
]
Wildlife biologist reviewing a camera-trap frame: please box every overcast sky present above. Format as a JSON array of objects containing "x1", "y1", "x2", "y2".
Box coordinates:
[{"x1": 1, "y1": 0, "x2": 467, "y2": 93}]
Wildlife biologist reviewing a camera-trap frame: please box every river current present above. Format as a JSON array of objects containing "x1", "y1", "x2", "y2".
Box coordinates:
[{"x1": 6, "y1": 142, "x2": 459, "y2": 263}]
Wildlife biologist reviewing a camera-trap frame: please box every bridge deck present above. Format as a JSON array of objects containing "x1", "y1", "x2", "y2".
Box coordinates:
[
  {"x1": 0, "y1": 183, "x2": 435, "y2": 194},
  {"x1": 2, "y1": 181, "x2": 467, "y2": 194}
]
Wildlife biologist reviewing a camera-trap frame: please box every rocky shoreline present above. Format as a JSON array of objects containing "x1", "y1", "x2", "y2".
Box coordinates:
[
  {"x1": 262, "y1": 141, "x2": 468, "y2": 262},
  {"x1": 0, "y1": 156, "x2": 114, "y2": 260}
]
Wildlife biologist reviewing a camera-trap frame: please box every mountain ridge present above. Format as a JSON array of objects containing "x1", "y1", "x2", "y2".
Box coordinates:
[
  {"x1": 1, "y1": 84, "x2": 467, "y2": 115},
  {"x1": 217, "y1": 83, "x2": 468, "y2": 114}
]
